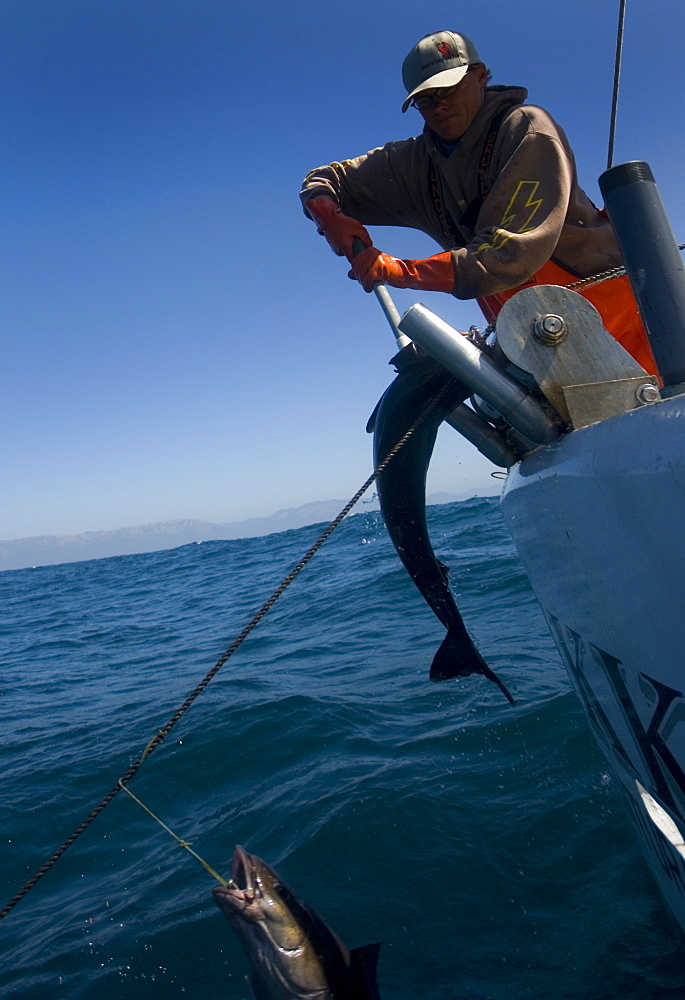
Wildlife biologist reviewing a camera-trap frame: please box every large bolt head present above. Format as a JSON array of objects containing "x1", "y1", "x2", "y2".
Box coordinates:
[
  {"x1": 636, "y1": 382, "x2": 660, "y2": 404},
  {"x1": 533, "y1": 313, "x2": 568, "y2": 345}
]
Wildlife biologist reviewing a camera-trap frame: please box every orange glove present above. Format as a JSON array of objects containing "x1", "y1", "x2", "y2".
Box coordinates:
[
  {"x1": 305, "y1": 196, "x2": 372, "y2": 260},
  {"x1": 349, "y1": 246, "x2": 455, "y2": 293}
]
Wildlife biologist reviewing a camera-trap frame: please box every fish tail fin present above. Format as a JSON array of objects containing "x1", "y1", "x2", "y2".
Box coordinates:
[
  {"x1": 429, "y1": 629, "x2": 515, "y2": 705},
  {"x1": 483, "y1": 664, "x2": 516, "y2": 705}
]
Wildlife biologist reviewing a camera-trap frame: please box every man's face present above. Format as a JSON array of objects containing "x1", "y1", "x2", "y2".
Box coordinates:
[{"x1": 418, "y1": 64, "x2": 488, "y2": 143}]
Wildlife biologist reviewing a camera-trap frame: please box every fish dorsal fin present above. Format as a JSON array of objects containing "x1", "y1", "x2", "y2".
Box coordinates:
[
  {"x1": 366, "y1": 394, "x2": 384, "y2": 434},
  {"x1": 350, "y1": 942, "x2": 383, "y2": 1000}
]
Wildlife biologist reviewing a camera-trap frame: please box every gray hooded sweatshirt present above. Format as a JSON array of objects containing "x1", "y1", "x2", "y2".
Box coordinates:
[{"x1": 300, "y1": 86, "x2": 622, "y2": 300}]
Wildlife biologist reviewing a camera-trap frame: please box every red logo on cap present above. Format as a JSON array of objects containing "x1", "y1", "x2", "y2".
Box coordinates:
[{"x1": 436, "y1": 41, "x2": 453, "y2": 59}]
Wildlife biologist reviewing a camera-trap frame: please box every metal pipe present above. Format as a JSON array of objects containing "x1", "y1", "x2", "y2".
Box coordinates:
[
  {"x1": 398, "y1": 303, "x2": 561, "y2": 444},
  {"x1": 445, "y1": 402, "x2": 519, "y2": 468},
  {"x1": 599, "y1": 161, "x2": 685, "y2": 393},
  {"x1": 352, "y1": 237, "x2": 411, "y2": 349},
  {"x1": 374, "y1": 284, "x2": 411, "y2": 349}
]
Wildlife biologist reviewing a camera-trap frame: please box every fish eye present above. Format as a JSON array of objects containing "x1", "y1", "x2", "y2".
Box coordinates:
[{"x1": 274, "y1": 882, "x2": 299, "y2": 908}]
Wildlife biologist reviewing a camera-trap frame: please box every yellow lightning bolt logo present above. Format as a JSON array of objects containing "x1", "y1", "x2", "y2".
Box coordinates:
[{"x1": 476, "y1": 180, "x2": 543, "y2": 253}]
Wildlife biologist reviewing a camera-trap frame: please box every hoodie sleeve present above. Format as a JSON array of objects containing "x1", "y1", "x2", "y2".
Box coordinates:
[
  {"x1": 449, "y1": 107, "x2": 575, "y2": 299},
  {"x1": 300, "y1": 138, "x2": 442, "y2": 234}
]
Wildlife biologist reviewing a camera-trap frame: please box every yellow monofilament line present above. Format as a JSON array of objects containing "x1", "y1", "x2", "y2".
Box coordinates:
[{"x1": 117, "y1": 781, "x2": 229, "y2": 887}]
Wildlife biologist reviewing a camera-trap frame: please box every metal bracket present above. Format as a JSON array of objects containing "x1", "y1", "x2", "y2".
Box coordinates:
[
  {"x1": 495, "y1": 285, "x2": 660, "y2": 427},
  {"x1": 562, "y1": 377, "x2": 659, "y2": 429}
]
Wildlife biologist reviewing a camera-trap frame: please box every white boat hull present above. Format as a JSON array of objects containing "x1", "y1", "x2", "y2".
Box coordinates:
[{"x1": 500, "y1": 393, "x2": 685, "y2": 931}]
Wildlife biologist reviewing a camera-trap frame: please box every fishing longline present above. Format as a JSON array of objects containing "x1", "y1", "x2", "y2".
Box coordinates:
[
  {"x1": 607, "y1": 0, "x2": 628, "y2": 169},
  {"x1": 0, "y1": 380, "x2": 456, "y2": 922}
]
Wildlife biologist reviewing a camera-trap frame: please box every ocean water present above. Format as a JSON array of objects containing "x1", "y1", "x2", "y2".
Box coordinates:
[{"x1": 1, "y1": 496, "x2": 684, "y2": 999}]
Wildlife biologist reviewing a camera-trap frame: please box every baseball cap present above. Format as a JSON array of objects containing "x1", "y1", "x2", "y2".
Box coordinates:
[{"x1": 402, "y1": 31, "x2": 481, "y2": 112}]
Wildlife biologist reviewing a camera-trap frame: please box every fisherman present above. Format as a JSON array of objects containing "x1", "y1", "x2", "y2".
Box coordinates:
[{"x1": 300, "y1": 29, "x2": 657, "y2": 375}]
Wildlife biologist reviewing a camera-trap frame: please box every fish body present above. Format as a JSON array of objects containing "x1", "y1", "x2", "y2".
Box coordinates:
[
  {"x1": 370, "y1": 344, "x2": 513, "y2": 703},
  {"x1": 213, "y1": 845, "x2": 381, "y2": 1000}
]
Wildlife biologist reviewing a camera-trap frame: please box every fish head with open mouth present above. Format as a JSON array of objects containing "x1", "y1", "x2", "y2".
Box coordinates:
[{"x1": 213, "y1": 845, "x2": 381, "y2": 1000}]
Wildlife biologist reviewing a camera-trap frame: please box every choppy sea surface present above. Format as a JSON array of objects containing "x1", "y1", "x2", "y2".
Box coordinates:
[{"x1": 2, "y1": 496, "x2": 684, "y2": 999}]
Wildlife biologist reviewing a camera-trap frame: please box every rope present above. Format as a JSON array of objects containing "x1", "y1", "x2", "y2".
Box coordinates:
[
  {"x1": 117, "y1": 781, "x2": 229, "y2": 887},
  {"x1": 607, "y1": 0, "x2": 628, "y2": 169},
  {"x1": 568, "y1": 265, "x2": 626, "y2": 289},
  {"x1": 0, "y1": 380, "x2": 455, "y2": 922},
  {"x1": 568, "y1": 245, "x2": 684, "y2": 290}
]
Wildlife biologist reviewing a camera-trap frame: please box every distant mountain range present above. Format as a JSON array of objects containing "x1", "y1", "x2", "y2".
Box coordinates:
[{"x1": 0, "y1": 492, "x2": 488, "y2": 572}]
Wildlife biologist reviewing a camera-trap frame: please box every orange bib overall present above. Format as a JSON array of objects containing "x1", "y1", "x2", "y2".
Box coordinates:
[{"x1": 478, "y1": 259, "x2": 658, "y2": 376}]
